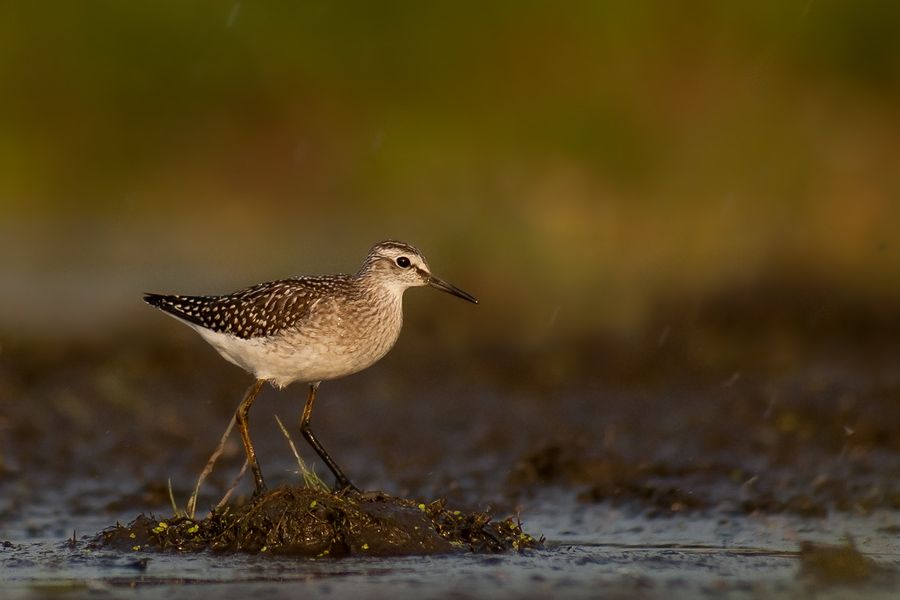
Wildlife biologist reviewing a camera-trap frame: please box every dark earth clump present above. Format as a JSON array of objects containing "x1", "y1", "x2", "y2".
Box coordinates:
[
  {"x1": 509, "y1": 443, "x2": 709, "y2": 515},
  {"x1": 94, "y1": 486, "x2": 541, "y2": 557},
  {"x1": 799, "y1": 540, "x2": 895, "y2": 586}
]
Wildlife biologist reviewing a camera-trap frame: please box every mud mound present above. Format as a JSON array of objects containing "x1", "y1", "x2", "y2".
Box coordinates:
[
  {"x1": 799, "y1": 541, "x2": 895, "y2": 586},
  {"x1": 95, "y1": 486, "x2": 540, "y2": 557}
]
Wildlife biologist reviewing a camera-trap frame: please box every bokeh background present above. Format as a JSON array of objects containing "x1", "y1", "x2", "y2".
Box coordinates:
[
  {"x1": 3, "y1": 4, "x2": 900, "y2": 569},
  {"x1": 2, "y1": 1, "x2": 900, "y2": 375}
]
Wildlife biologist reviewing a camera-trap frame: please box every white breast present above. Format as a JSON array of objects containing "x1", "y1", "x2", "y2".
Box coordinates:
[{"x1": 189, "y1": 289, "x2": 404, "y2": 388}]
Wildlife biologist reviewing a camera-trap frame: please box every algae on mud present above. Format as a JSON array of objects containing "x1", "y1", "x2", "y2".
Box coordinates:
[
  {"x1": 95, "y1": 486, "x2": 541, "y2": 557},
  {"x1": 799, "y1": 540, "x2": 895, "y2": 587}
]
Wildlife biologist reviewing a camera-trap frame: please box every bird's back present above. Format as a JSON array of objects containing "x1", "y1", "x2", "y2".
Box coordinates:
[{"x1": 144, "y1": 276, "x2": 355, "y2": 340}]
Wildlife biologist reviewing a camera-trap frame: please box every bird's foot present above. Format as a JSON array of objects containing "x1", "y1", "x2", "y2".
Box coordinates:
[{"x1": 251, "y1": 482, "x2": 268, "y2": 500}]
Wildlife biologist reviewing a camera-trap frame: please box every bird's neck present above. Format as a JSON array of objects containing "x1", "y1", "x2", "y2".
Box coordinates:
[{"x1": 354, "y1": 271, "x2": 407, "y2": 304}]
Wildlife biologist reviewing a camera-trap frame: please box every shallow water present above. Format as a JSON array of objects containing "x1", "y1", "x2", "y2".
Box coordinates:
[
  {"x1": 3, "y1": 500, "x2": 899, "y2": 599},
  {"x1": 2, "y1": 336, "x2": 899, "y2": 597}
]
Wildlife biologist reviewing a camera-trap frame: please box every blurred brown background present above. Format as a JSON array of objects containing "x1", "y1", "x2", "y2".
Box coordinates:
[
  {"x1": 1, "y1": 1, "x2": 899, "y2": 368},
  {"x1": 2, "y1": 5, "x2": 900, "y2": 542}
]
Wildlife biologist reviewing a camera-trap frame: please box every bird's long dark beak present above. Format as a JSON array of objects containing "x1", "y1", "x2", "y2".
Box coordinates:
[{"x1": 429, "y1": 275, "x2": 478, "y2": 304}]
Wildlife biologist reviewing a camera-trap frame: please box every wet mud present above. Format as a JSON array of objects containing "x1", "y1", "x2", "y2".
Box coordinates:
[
  {"x1": 96, "y1": 487, "x2": 539, "y2": 556},
  {"x1": 2, "y1": 281, "x2": 900, "y2": 596},
  {"x1": 799, "y1": 540, "x2": 895, "y2": 587}
]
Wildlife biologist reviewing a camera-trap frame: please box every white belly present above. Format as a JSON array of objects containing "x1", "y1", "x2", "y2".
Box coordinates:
[{"x1": 188, "y1": 299, "x2": 403, "y2": 388}]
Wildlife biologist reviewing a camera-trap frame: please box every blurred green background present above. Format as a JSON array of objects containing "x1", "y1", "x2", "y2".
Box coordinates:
[{"x1": 2, "y1": 1, "x2": 899, "y2": 356}]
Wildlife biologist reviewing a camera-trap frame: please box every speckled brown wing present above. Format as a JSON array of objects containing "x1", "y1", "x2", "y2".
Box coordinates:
[{"x1": 144, "y1": 276, "x2": 351, "y2": 339}]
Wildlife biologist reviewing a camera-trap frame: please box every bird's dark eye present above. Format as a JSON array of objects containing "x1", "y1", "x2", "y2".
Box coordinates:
[{"x1": 396, "y1": 256, "x2": 411, "y2": 268}]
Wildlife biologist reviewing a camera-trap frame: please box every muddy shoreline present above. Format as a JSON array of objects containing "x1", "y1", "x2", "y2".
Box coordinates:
[{"x1": 2, "y1": 294, "x2": 900, "y2": 595}]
